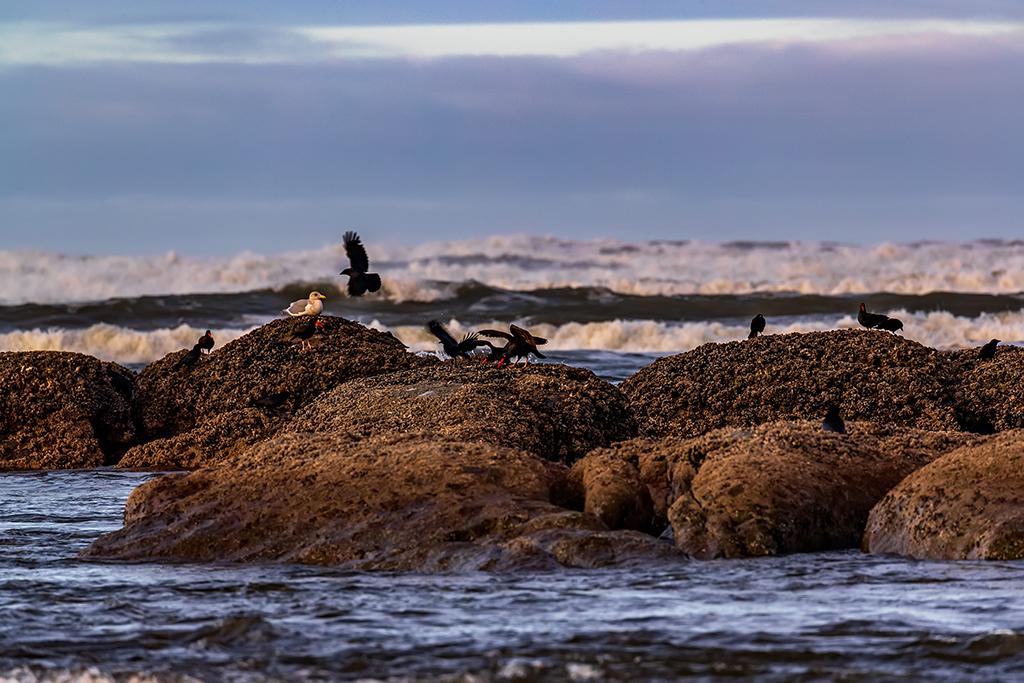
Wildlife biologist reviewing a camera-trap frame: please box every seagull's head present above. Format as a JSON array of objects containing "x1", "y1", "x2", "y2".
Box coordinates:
[{"x1": 309, "y1": 291, "x2": 327, "y2": 301}]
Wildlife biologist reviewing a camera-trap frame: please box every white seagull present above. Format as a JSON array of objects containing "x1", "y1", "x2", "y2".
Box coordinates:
[{"x1": 283, "y1": 291, "x2": 327, "y2": 317}]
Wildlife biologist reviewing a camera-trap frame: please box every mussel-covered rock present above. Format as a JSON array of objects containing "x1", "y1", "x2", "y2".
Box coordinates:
[{"x1": 0, "y1": 351, "x2": 135, "y2": 470}]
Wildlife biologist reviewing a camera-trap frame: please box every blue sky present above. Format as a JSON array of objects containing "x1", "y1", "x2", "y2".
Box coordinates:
[{"x1": 1, "y1": 2, "x2": 1022, "y2": 254}]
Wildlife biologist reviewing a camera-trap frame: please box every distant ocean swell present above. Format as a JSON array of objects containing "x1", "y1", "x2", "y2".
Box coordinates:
[
  {"x1": 3, "y1": 237, "x2": 1024, "y2": 305},
  {"x1": 1, "y1": 309, "x2": 1021, "y2": 365}
]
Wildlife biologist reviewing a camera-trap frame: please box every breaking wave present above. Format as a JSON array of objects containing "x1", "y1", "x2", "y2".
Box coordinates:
[
  {"x1": 4, "y1": 310, "x2": 1021, "y2": 366},
  {"x1": 3, "y1": 237, "x2": 1024, "y2": 305}
]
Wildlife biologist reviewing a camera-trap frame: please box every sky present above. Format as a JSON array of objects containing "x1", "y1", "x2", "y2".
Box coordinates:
[{"x1": 1, "y1": 1, "x2": 1023, "y2": 254}]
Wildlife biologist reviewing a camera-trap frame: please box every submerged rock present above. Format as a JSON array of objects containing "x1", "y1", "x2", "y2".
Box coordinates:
[
  {"x1": 85, "y1": 433, "x2": 680, "y2": 570},
  {"x1": 0, "y1": 351, "x2": 135, "y2": 470},
  {"x1": 581, "y1": 422, "x2": 975, "y2": 559},
  {"x1": 286, "y1": 363, "x2": 636, "y2": 463},
  {"x1": 863, "y1": 431, "x2": 1024, "y2": 560},
  {"x1": 122, "y1": 316, "x2": 428, "y2": 469},
  {"x1": 621, "y1": 331, "x2": 961, "y2": 438}
]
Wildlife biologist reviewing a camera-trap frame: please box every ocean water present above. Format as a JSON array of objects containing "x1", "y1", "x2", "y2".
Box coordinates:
[
  {"x1": 1, "y1": 238, "x2": 1023, "y2": 374},
  {"x1": 2, "y1": 471, "x2": 1024, "y2": 682}
]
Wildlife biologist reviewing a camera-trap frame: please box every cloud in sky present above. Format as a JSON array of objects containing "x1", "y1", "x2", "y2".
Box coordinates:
[{"x1": 1, "y1": 7, "x2": 1023, "y2": 253}]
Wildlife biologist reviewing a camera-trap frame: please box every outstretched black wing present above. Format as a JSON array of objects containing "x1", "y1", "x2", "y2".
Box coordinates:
[
  {"x1": 343, "y1": 231, "x2": 370, "y2": 272},
  {"x1": 427, "y1": 320, "x2": 459, "y2": 348},
  {"x1": 510, "y1": 324, "x2": 545, "y2": 346},
  {"x1": 479, "y1": 328, "x2": 513, "y2": 341},
  {"x1": 456, "y1": 332, "x2": 484, "y2": 354}
]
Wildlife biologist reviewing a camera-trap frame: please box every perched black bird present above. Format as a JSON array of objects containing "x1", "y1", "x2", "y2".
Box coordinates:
[
  {"x1": 174, "y1": 343, "x2": 203, "y2": 370},
  {"x1": 427, "y1": 320, "x2": 486, "y2": 359},
  {"x1": 877, "y1": 317, "x2": 904, "y2": 334},
  {"x1": 822, "y1": 405, "x2": 846, "y2": 434},
  {"x1": 858, "y1": 303, "x2": 891, "y2": 330},
  {"x1": 340, "y1": 231, "x2": 382, "y2": 296},
  {"x1": 979, "y1": 338, "x2": 1000, "y2": 360},
  {"x1": 288, "y1": 317, "x2": 325, "y2": 351},
  {"x1": 480, "y1": 324, "x2": 548, "y2": 366},
  {"x1": 197, "y1": 330, "x2": 215, "y2": 354},
  {"x1": 748, "y1": 314, "x2": 766, "y2": 339}
]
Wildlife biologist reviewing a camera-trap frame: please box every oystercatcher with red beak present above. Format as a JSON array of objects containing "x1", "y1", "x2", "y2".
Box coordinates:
[
  {"x1": 174, "y1": 343, "x2": 203, "y2": 370},
  {"x1": 480, "y1": 324, "x2": 548, "y2": 366},
  {"x1": 289, "y1": 317, "x2": 326, "y2": 351},
  {"x1": 197, "y1": 330, "x2": 215, "y2": 354}
]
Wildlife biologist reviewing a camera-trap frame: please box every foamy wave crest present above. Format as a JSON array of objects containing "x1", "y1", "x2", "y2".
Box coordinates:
[
  {"x1": 3, "y1": 237, "x2": 1024, "y2": 305},
  {"x1": 384, "y1": 309, "x2": 1024, "y2": 356},
  {"x1": 0, "y1": 324, "x2": 250, "y2": 364},
  {"x1": 3, "y1": 309, "x2": 1020, "y2": 366}
]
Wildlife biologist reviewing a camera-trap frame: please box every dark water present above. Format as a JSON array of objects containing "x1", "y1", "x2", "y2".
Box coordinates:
[
  {"x1": 2, "y1": 286, "x2": 1023, "y2": 332},
  {"x1": 2, "y1": 471, "x2": 1024, "y2": 682}
]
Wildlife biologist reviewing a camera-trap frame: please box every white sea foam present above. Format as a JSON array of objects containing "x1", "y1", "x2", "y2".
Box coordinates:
[
  {"x1": 3, "y1": 310, "x2": 1020, "y2": 365},
  {"x1": 2, "y1": 237, "x2": 1023, "y2": 305}
]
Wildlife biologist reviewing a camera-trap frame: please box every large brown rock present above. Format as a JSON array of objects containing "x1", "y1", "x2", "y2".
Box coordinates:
[
  {"x1": 621, "y1": 330, "x2": 962, "y2": 438},
  {"x1": 85, "y1": 433, "x2": 680, "y2": 571},
  {"x1": 0, "y1": 351, "x2": 135, "y2": 470},
  {"x1": 588, "y1": 422, "x2": 974, "y2": 558},
  {"x1": 863, "y1": 431, "x2": 1024, "y2": 560},
  {"x1": 122, "y1": 316, "x2": 428, "y2": 469},
  {"x1": 286, "y1": 363, "x2": 637, "y2": 463},
  {"x1": 567, "y1": 450, "x2": 656, "y2": 533}
]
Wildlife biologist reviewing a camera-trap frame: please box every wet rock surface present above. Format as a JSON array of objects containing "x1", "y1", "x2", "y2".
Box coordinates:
[
  {"x1": 286, "y1": 362, "x2": 637, "y2": 464},
  {"x1": 0, "y1": 351, "x2": 136, "y2": 470},
  {"x1": 863, "y1": 430, "x2": 1024, "y2": 560},
  {"x1": 124, "y1": 317, "x2": 428, "y2": 468},
  {"x1": 582, "y1": 422, "x2": 975, "y2": 559},
  {"x1": 85, "y1": 433, "x2": 681, "y2": 570},
  {"x1": 621, "y1": 331, "x2": 962, "y2": 438}
]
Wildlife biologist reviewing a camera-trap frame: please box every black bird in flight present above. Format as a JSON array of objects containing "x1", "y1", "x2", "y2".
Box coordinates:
[
  {"x1": 340, "y1": 231, "x2": 382, "y2": 296},
  {"x1": 427, "y1": 320, "x2": 486, "y2": 359},
  {"x1": 197, "y1": 330, "x2": 215, "y2": 354},
  {"x1": 979, "y1": 338, "x2": 1000, "y2": 360},
  {"x1": 748, "y1": 314, "x2": 766, "y2": 339},
  {"x1": 288, "y1": 317, "x2": 325, "y2": 351},
  {"x1": 174, "y1": 343, "x2": 203, "y2": 370},
  {"x1": 822, "y1": 405, "x2": 846, "y2": 434},
  {"x1": 479, "y1": 324, "x2": 548, "y2": 366}
]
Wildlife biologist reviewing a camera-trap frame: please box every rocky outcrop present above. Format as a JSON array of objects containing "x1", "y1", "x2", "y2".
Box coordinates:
[
  {"x1": 0, "y1": 351, "x2": 136, "y2": 470},
  {"x1": 85, "y1": 433, "x2": 680, "y2": 570},
  {"x1": 286, "y1": 363, "x2": 637, "y2": 464},
  {"x1": 621, "y1": 331, "x2": 962, "y2": 438},
  {"x1": 580, "y1": 422, "x2": 975, "y2": 558},
  {"x1": 121, "y1": 317, "x2": 429, "y2": 469},
  {"x1": 948, "y1": 345, "x2": 1024, "y2": 434},
  {"x1": 863, "y1": 431, "x2": 1024, "y2": 560}
]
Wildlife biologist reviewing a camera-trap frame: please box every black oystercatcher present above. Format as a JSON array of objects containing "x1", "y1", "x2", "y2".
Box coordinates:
[
  {"x1": 174, "y1": 343, "x2": 203, "y2": 370},
  {"x1": 340, "y1": 231, "x2": 382, "y2": 296},
  {"x1": 198, "y1": 330, "x2": 215, "y2": 354},
  {"x1": 289, "y1": 317, "x2": 325, "y2": 351},
  {"x1": 284, "y1": 291, "x2": 327, "y2": 317},
  {"x1": 480, "y1": 324, "x2": 547, "y2": 366},
  {"x1": 857, "y1": 303, "x2": 890, "y2": 330},
  {"x1": 427, "y1": 320, "x2": 485, "y2": 360},
  {"x1": 979, "y1": 339, "x2": 1000, "y2": 360},
  {"x1": 748, "y1": 314, "x2": 766, "y2": 339},
  {"x1": 877, "y1": 317, "x2": 904, "y2": 334},
  {"x1": 822, "y1": 405, "x2": 846, "y2": 434}
]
